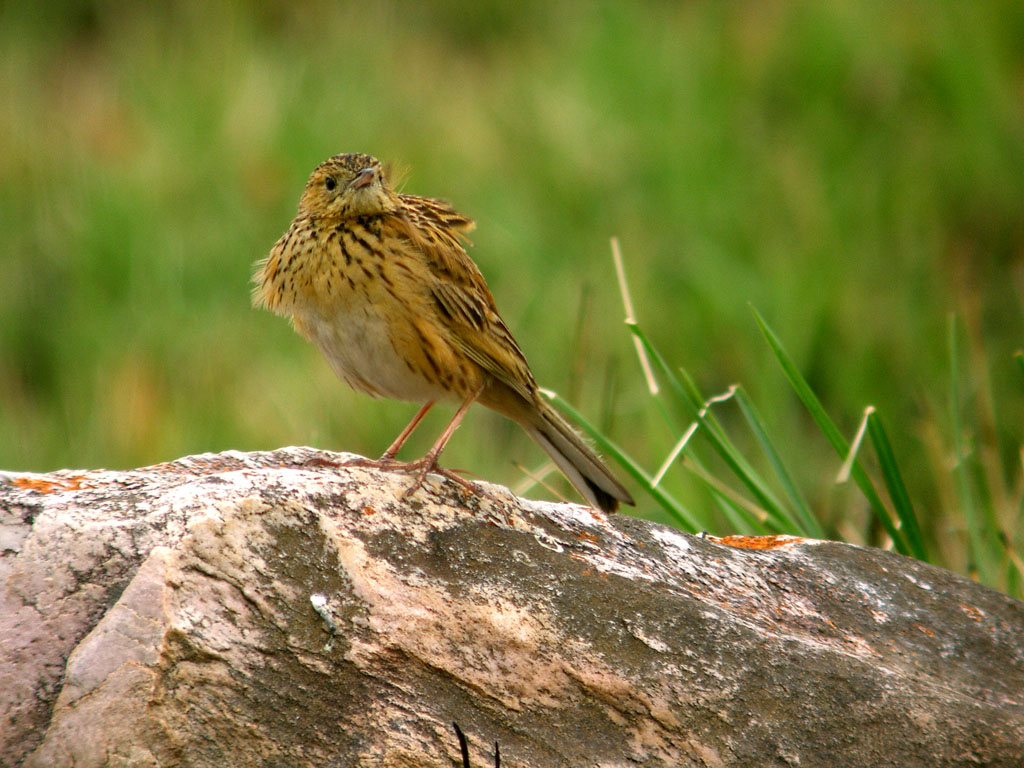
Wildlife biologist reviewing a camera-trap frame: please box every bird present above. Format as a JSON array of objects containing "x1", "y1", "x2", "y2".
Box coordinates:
[{"x1": 252, "y1": 153, "x2": 633, "y2": 513}]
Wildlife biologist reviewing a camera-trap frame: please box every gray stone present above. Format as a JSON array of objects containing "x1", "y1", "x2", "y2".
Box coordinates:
[{"x1": 2, "y1": 447, "x2": 1022, "y2": 767}]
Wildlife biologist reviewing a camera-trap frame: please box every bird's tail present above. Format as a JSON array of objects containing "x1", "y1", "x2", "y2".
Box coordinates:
[{"x1": 522, "y1": 399, "x2": 634, "y2": 514}]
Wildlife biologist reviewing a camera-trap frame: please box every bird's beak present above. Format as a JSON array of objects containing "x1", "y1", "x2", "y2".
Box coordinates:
[{"x1": 350, "y1": 168, "x2": 376, "y2": 190}]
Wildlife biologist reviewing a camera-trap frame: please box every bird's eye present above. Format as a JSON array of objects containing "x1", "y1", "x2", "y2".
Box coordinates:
[{"x1": 324, "y1": 177, "x2": 337, "y2": 192}]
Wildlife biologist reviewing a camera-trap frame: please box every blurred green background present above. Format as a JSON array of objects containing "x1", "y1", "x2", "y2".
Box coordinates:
[{"x1": 2, "y1": 2, "x2": 1022, "y2": 573}]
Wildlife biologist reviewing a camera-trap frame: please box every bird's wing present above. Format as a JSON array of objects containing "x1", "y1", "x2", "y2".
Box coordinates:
[
  {"x1": 389, "y1": 195, "x2": 537, "y2": 401},
  {"x1": 393, "y1": 194, "x2": 482, "y2": 286}
]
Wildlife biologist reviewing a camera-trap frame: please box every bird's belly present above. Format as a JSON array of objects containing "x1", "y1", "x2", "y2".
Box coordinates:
[{"x1": 299, "y1": 305, "x2": 453, "y2": 403}]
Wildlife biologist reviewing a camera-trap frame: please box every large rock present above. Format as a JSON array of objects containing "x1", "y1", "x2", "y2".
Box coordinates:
[{"x1": 2, "y1": 447, "x2": 1022, "y2": 767}]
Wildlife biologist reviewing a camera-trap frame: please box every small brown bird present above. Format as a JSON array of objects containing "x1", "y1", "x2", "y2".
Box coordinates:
[{"x1": 253, "y1": 153, "x2": 633, "y2": 513}]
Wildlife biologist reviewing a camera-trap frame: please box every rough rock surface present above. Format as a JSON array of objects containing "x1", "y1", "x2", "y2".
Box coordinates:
[{"x1": 2, "y1": 447, "x2": 1023, "y2": 767}]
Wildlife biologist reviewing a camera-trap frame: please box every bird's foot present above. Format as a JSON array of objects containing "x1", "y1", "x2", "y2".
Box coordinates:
[
  {"x1": 308, "y1": 453, "x2": 479, "y2": 498},
  {"x1": 388, "y1": 456, "x2": 478, "y2": 499},
  {"x1": 305, "y1": 453, "x2": 509, "y2": 512}
]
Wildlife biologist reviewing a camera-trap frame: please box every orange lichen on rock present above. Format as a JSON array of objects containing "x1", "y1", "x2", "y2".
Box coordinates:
[
  {"x1": 709, "y1": 534, "x2": 805, "y2": 550},
  {"x1": 11, "y1": 475, "x2": 90, "y2": 494}
]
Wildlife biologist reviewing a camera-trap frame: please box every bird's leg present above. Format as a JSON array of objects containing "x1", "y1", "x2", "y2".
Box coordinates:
[
  {"x1": 311, "y1": 402, "x2": 434, "y2": 469},
  {"x1": 380, "y1": 401, "x2": 434, "y2": 460},
  {"x1": 400, "y1": 387, "x2": 482, "y2": 497},
  {"x1": 311, "y1": 387, "x2": 498, "y2": 502}
]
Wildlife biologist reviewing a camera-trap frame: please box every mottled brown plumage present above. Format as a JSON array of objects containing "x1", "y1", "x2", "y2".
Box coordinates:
[{"x1": 253, "y1": 153, "x2": 632, "y2": 512}]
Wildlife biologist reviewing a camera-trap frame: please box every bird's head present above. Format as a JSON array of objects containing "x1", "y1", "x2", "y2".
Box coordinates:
[{"x1": 298, "y1": 153, "x2": 399, "y2": 219}]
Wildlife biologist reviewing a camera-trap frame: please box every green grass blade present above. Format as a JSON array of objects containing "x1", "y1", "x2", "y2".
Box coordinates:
[
  {"x1": 627, "y1": 321, "x2": 701, "y2": 414},
  {"x1": 680, "y1": 458, "x2": 772, "y2": 534},
  {"x1": 1012, "y1": 459, "x2": 1024, "y2": 596},
  {"x1": 679, "y1": 370, "x2": 798, "y2": 532},
  {"x1": 967, "y1": 453, "x2": 1004, "y2": 586},
  {"x1": 1006, "y1": 487, "x2": 1024, "y2": 596},
  {"x1": 866, "y1": 411, "x2": 928, "y2": 560},
  {"x1": 621, "y1": 320, "x2": 687, "y2": 438},
  {"x1": 630, "y1": 319, "x2": 818, "y2": 536},
  {"x1": 619, "y1": 320, "x2": 783, "y2": 533},
  {"x1": 733, "y1": 385, "x2": 824, "y2": 538},
  {"x1": 948, "y1": 315, "x2": 987, "y2": 581},
  {"x1": 544, "y1": 390, "x2": 704, "y2": 531},
  {"x1": 751, "y1": 306, "x2": 911, "y2": 555},
  {"x1": 627, "y1": 323, "x2": 794, "y2": 531},
  {"x1": 946, "y1": 317, "x2": 1008, "y2": 588},
  {"x1": 675, "y1": 368, "x2": 801, "y2": 530}
]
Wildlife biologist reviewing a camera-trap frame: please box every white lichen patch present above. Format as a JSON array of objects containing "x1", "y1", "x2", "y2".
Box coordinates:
[
  {"x1": 626, "y1": 620, "x2": 671, "y2": 653},
  {"x1": 904, "y1": 573, "x2": 933, "y2": 591},
  {"x1": 650, "y1": 526, "x2": 691, "y2": 555}
]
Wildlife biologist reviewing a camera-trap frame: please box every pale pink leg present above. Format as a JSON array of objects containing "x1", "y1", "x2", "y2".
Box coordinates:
[
  {"x1": 381, "y1": 401, "x2": 434, "y2": 460},
  {"x1": 406, "y1": 390, "x2": 480, "y2": 487},
  {"x1": 316, "y1": 387, "x2": 497, "y2": 503}
]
